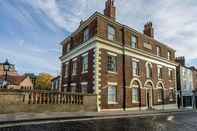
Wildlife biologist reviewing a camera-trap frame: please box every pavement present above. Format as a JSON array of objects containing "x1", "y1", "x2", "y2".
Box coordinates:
[{"x1": 0, "y1": 108, "x2": 195, "y2": 125}]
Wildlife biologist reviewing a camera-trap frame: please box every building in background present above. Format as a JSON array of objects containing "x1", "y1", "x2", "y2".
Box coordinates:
[
  {"x1": 0, "y1": 75, "x2": 33, "y2": 90},
  {"x1": 60, "y1": 0, "x2": 177, "y2": 111},
  {"x1": 51, "y1": 76, "x2": 60, "y2": 91},
  {"x1": 176, "y1": 57, "x2": 195, "y2": 109},
  {"x1": 190, "y1": 66, "x2": 197, "y2": 109}
]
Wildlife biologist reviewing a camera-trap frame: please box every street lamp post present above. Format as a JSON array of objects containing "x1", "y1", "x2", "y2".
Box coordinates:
[{"x1": 3, "y1": 59, "x2": 11, "y2": 89}]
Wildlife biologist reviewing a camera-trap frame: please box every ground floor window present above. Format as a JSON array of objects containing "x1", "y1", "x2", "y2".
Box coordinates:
[
  {"x1": 108, "y1": 85, "x2": 117, "y2": 104},
  {"x1": 169, "y1": 89, "x2": 175, "y2": 101},
  {"x1": 157, "y1": 89, "x2": 163, "y2": 102},
  {"x1": 183, "y1": 96, "x2": 192, "y2": 107},
  {"x1": 132, "y1": 88, "x2": 139, "y2": 103}
]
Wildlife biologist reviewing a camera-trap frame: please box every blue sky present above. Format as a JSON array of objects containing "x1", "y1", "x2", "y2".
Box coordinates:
[{"x1": 0, "y1": 0, "x2": 197, "y2": 76}]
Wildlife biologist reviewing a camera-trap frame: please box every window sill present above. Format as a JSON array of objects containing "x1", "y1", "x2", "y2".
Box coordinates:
[
  {"x1": 82, "y1": 71, "x2": 88, "y2": 74},
  {"x1": 108, "y1": 71, "x2": 118, "y2": 74},
  {"x1": 132, "y1": 101, "x2": 139, "y2": 104},
  {"x1": 157, "y1": 99, "x2": 162, "y2": 102},
  {"x1": 108, "y1": 102, "x2": 118, "y2": 105},
  {"x1": 133, "y1": 74, "x2": 140, "y2": 77},
  {"x1": 169, "y1": 99, "x2": 173, "y2": 102}
]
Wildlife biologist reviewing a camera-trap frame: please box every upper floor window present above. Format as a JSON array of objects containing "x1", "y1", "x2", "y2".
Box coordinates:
[
  {"x1": 146, "y1": 63, "x2": 152, "y2": 78},
  {"x1": 156, "y1": 46, "x2": 161, "y2": 56},
  {"x1": 157, "y1": 66, "x2": 163, "y2": 79},
  {"x1": 132, "y1": 59, "x2": 140, "y2": 76},
  {"x1": 107, "y1": 25, "x2": 116, "y2": 41},
  {"x1": 131, "y1": 35, "x2": 137, "y2": 48},
  {"x1": 64, "y1": 62, "x2": 69, "y2": 78},
  {"x1": 168, "y1": 69, "x2": 173, "y2": 80},
  {"x1": 83, "y1": 28, "x2": 89, "y2": 42},
  {"x1": 167, "y1": 51, "x2": 171, "y2": 60},
  {"x1": 72, "y1": 59, "x2": 77, "y2": 76},
  {"x1": 107, "y1": 53, "x2": 117, "y2": 73},
  {"x1": 66, "y1": 43, "x2": 70, "y2": 52},
  {"x1": 82, "y1": 53, "x2": 88, "y2": 73},
  {"x1": 108, "y1": 85, "x2": 117, "y2": 104}
]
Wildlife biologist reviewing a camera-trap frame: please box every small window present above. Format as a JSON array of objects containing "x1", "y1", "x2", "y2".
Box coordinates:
[
  {"x1": 169, "y1": 89, "x2": 174, "y2": 101},
  {"x1": 132, "y1": 60, "x2": 140, "y2": 76},
  {"x1": 84, "y1": 28, "x2": 89, "y2": 42},
  {"x1": 64, "y1": 62, "x2": 69, "y2": 78},
  {"x1": 82, "y1": 54, "x2": 88, "y2": 73},
  {"x1": 157, "y1": 66, "x2": 162, "y2": 79},
  {"x1": 168, "y1": 69, "x2": 173, "y2": 80},
  {"x1": 132, "y1": 87, "x2": 139, "y2": 103},
  {"x1": 67, "y1": 43, "x2": 70, "y2": 53},
  {"x1": 167, "y1": 51, "x2": 171, "y2": 60},
  {"x1": 156, "y1": 46, "x2": 161, "y2": 56},
  {"x1": 107, "y1": 55, "x2": 117, "y2": 72},
  {"x1": 146, "y1": 63, "x2": 152, "y2": 78},
  {"x1": 131, "y1": 35, "x2": 137, "y2": 48},
  {"x1": 81, "y1": 83, "x2": 88, "y2": 94},
  {"x1": 72, "y1": 59, "x2": 77, "y2": 76},
  {"x1": 108, "y1": 85, "x2": 117, "y2": 104},
  {"x1": 107, "y1": 25, "x2": 116, "y2": 41},
  {"x1": 157, "y1": 86, "x2": 163, "y2": 102}
]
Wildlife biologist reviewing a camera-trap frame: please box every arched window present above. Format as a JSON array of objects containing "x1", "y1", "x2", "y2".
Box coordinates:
[
  {"x1": 132, "y1": 81, "x2": 140, "y2": 103},
  {"x1": 146, "y1": 63, "x2": 152, "y2": 78}
]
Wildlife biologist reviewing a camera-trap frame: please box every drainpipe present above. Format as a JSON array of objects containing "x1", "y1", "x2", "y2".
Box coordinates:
[{"x1": 122, "y1": 27, "x2": 126, "y2": 111}]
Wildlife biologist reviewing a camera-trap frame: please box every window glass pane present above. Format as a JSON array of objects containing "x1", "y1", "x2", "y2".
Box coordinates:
[
  {"x1": 108, "y1": 86, "x2": 116, "y2": 104},
  {"x1": 132, "y1": 61, "x2": 139, "y2": 76},
  {"x1": 108, "y1": 26, "x2": 115, "y2": 40},
  {"x1": 82, "y1": 55, "x2": 88, "y2": 73},
  {"x1": 107, "y1": 55, "x2": 117, "y2": 72},
  {"x1": 132, "y1": 87, "x2": 139, "y2": 103},
  {"x1": 84, "y1": 28, "x2": 89, "y2": 41},
  {"x1": 131, "y1": 35, "x2": 137, "y2": 48},
  {"x1": 72, "y1": 60, "x2": 77, "y2": 75}
]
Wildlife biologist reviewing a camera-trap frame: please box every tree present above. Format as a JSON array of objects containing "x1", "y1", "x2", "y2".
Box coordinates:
[{"x1": 35, "y1": 73, "x2": 53, "y2": 90}]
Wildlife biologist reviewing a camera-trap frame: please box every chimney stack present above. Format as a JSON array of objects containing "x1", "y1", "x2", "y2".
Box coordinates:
[
  {"x1": 143, "y1": 22, "x2": 154, "y2": 38},
  {"x1": 104, "y1": 0, "x2": 116, "y2": 20}
]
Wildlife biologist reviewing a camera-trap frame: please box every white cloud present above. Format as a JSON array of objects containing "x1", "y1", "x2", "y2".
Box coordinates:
[{"x1": 31, "y1": 0, "x2": 197, "y2": 64}]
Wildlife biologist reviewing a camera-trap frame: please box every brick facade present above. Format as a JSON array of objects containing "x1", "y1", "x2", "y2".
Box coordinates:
[{"x1": 60, "y1": 0, "x2": 177, "y2": 111}]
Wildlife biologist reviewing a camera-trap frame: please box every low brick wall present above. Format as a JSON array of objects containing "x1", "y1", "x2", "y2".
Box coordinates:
[{"x1": 0, "y1": 90, "x2": 97, "y2": 114}]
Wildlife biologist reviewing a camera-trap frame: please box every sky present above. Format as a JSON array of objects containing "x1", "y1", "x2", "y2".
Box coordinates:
[{"x1": 0, "y1": 0, "x2": 197, "y2": 76}]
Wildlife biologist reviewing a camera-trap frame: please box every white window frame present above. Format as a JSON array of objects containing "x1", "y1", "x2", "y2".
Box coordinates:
[
  {"x1": 157, "y1": 88, "x2": 163, "y2": 102},
  {"x1": 131, "y1": 35, "x2": 137, "y2": 48},
  {"x1": 82, "y1": 53, "x2": 88, "y2": 74},
  {"x1": 107, "y1": 53, "x2": 117, "y2": 73},
  {"x1": 66, "y1": 43, "x2": 70, "y2": 53},
  {"x1": 81, "y1": 82, "x2": 88, "y2": 94},
  {"x1": 107, "y1": 25, "x2": 116, "y2": 41},
  {"x1": 108, "y1": 85, "x2": 117, "y2": 104},
  {"x1": 156, "y1": 46, "x2": 161, "y2": 56},
  {"x1": 146, "y1": 62, "x2": 152, "y2": 78},
  {"x1": 72, "y1": 58, "x2": 77, "y2": 76},
  {"x1": 132, "y1": 59, "x2": 140, "y2": 77},
  {"x1": 168, "y1": 68, "x2": 173, "y2": 81},
  {"x1": 132, "y1": 84, "x2": 140, "y2": 103},
  {"x1": 157, "y1": 65, "x2": 163, "y2": 80},
  {"x1": 84, "y1": 28, "x2": 89, "y2": 42},
  {"x1": 64, "y1": 62, "x2": 69, "y2": 78},
  {"x1": 167, "y1": 51, "x2": 171, "y2": 60}
]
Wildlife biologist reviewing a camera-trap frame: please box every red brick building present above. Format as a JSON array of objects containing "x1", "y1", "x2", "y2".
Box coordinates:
[{"x1": 60, "y1": 0, "x2": 177, "y2": 111}]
